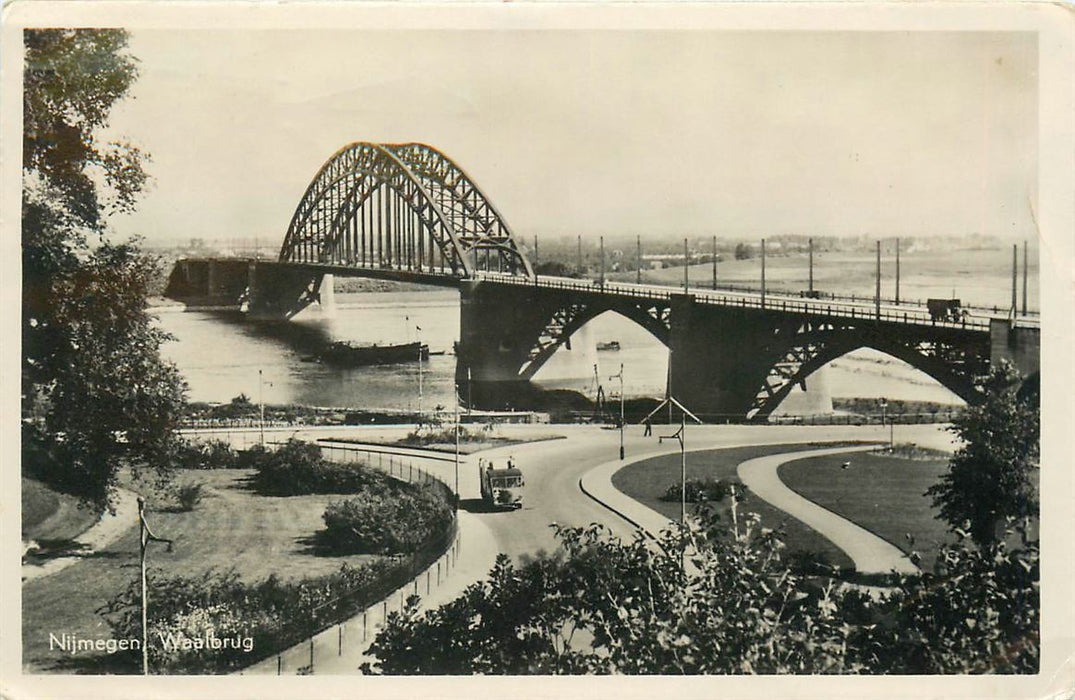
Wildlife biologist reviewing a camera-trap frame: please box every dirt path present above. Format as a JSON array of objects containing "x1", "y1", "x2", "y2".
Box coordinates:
[
  {"x1": 737, "y1": 445, "x2": 920, "y2": 575},
  {"x1": 21, "y1": 488, "x2": 140, "y2": 583}
]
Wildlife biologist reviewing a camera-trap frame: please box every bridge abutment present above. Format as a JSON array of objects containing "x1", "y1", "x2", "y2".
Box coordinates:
[
  {"x1": 667, "y1": 295, "x2": 782, "y2": 421},
  {"x1": 456, "y1": 280, "x2": 561, "y2": 409},
  {"x1": 245, "y1": 262, "x2": 323, "y2": 320},
  {"x1": 989, "y1": 319, "x2": 1040, "y2": 381}
]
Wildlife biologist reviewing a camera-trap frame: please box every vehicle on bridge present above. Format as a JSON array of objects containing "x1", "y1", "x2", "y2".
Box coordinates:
[
  {"x1": 479, "y1": 462, "x2": 524, "y2": 510},
  {"x1": 927, "y1": 298, "x2": 968, "y2": 323}
]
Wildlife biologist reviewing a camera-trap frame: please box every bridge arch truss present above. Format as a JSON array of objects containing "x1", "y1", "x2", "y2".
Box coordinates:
[
  {"x1": 744, "y1": 316, "x2": 992, "y2": 421},
  {"x1": 280, "y1": 142, "x2": 533, "y2": 278}
]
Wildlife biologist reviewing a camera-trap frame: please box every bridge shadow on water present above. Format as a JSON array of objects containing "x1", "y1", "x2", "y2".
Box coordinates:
[{"x1": 197, "y1": 310, "x2": 336, "y2": 360}]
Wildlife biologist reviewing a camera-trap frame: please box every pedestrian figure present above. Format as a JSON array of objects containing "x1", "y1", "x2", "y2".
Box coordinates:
[{"x1": 643, "y1": 416, "x2": 652, "y2": 437}]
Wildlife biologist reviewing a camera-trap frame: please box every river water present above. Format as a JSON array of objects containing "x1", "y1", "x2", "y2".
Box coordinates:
[{"x1": 155, "y1": 289, "x2": 969, "y2": 413}]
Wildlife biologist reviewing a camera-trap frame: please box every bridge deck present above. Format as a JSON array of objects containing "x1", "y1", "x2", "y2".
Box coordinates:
[{"x1": 468, "y1": 271, "x2": 1040, "y2": 333}]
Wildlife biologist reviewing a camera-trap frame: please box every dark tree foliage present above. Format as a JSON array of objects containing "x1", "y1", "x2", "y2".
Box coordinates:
[
  {"x1": 22, "y1": 29, "x2": 185, "y2": 509},
  {"x1": 362, "y1": 511, "x2": 1039, "y2": 675},
  {"x1": 926, "y1": 362, "x2": 1039, "y2": 548}
]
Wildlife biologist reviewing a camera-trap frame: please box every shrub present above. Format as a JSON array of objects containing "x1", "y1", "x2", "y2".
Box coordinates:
[
  {"x1": 248, "y1": 440, "x2": 375, "y2": 495},
  {"x1": 322, "y1": 481, "x2": 453, "y2": 554},
  {"x1": 169, "y1": 438, "x2": 242, "y2": 470},
  {"x1": 175, "y1": 483, "x2": 203, "y2": 511},
  {"x1": 401, "y1": 424, "x2": 484, "y2": 447},
  {"x1": 659, "y1": 477, "x2": 739, "y2": 503},
  {"x1": 362, "y1": 513, "x2": 1039, "y2": 675},
  {"x1": 99, "y1": 512, "x2": 458, "y2": 674}
]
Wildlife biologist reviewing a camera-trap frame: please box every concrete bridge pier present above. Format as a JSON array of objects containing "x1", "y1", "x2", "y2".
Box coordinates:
[
  {"x1": 666, "y1": 294, "x2": 780, "y2": 421},
  {"x1": 989, "y1": 318, "x2": 1040, "y2": 382},
  {"x1": 246, "y1": 262, "x2": 323, "y2": 321},
  {"x1": 456, "y1": 280, "x2": 558, "y2": 409},
  {"x1": 318, "y1": 274, "x2": 336, "y2": 318}
]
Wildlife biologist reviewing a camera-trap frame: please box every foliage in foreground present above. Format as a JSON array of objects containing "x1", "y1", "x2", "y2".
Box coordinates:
[
  {"x1": 22, "y1": 29, "x2": 186, "y2": 510},
  {"x1": 926, "y1": 362, "x2": 1039, "y2": 548},
  {"x1": 100, "y1": 561, "x2": 407, "y2": 673},
  {"x1": 100, "y1": 515, "x2": 457, "y2": 673},
  {"x1": 362, "y1": 511, "x2": 1038, "y2": 675}
]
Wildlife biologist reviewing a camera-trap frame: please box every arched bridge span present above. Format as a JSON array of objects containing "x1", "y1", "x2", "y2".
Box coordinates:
[
  {"x1": 174, "y1": 141, "x2": 1039, "y2": 420},
  {"x1": 458, "y1": 280, "x2": 1005, "y2": 420},
  {"x1": 279, "y1": 142, "x2": 533, "y2": 278}
]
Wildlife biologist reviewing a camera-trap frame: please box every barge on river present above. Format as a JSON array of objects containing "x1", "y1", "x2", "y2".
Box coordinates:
[{"x1": 318, "y1": 340, "x2": 429, "y2": 366}]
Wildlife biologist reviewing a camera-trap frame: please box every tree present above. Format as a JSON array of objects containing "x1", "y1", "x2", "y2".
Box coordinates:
[
  {"x1": 926, "y1": 362, "x2": 1039, "y2": 548},
  {"x1": 361, "y1": 510, "x2": 1039, "y2": 675},
  {"x1": 22, "y1": 29, "x2": 185, "y2": 509},
  {"x1": 734, "y1": 242, "x2": 753, "y2": 260}
]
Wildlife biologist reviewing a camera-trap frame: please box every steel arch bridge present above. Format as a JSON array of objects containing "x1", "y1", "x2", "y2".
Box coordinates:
[{"x1": 279, "y1": 142, "x2": 534, "y2": 278}]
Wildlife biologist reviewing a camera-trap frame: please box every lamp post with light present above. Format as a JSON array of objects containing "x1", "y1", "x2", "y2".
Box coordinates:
[
  {"x1": 609, "y1": 363, "x2": 625, "y2": 460},
  {"x1": 879, "y1": 397, "x2": 893, "y2": 450},
  {"x1": 137, "y1": 497, "x2": 173, "y2": 675}
]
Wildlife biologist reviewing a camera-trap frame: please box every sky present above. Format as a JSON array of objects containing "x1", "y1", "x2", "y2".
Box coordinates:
[{"x1": 101, "y1": 29, "x2": 1038, "y2": 246}]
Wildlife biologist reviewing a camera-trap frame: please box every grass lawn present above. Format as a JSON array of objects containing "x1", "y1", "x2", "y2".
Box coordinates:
[
  {"x1": 22, "y1": 478, "x2": 100, "y2": 543},
  {"x1": 22, "y1": 468, "x2": 383, "y2": 673},
  {"x1": 778, "y1": 451, "x2": 954, "y2": 571},
  {"x1": 612, "y1": 442, "x2": 871, "y2": 571}
]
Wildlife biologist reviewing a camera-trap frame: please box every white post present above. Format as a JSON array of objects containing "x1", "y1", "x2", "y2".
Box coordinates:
[
  {"x1": 619, "y1": 364, "x2": 625, "y2": 461},
  {"x1": 454, "y1": 378, "x2": 460, "y2": 509},
  {"x1": 258, "y1": 369, "x2": 265, "y2": 447},
  {"x1": 680, "y1": 414, "x2": 686, "y2": 527},
  {"x1": 138, "y1": 497, "x2": 148, "y2": 676},
  {"x1": 417, "y1": 327, "x2": 423, "y2": 417}
]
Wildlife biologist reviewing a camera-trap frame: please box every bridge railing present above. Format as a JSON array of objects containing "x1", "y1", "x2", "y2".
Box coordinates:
[
  {"x1": 472, "y1": 272, "x2": 1010, "y2": 331},
  {"x1": 679, "y1": 281, "x2": 1039, "y2": 318}
]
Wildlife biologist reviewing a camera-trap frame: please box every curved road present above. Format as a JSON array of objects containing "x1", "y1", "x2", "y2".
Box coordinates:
[
  {"x1": 301, "y1": 422, "x2": 957, "y2": 564},
  {"x1": 225, "y1": 421, "x2": 958, "y2": 569},
  {"x1": 737, "y1": 445, "x2": 920, "y2": 574},
  {"x1": 231, "y1": 421, "x2": 954, "y2": 673}
]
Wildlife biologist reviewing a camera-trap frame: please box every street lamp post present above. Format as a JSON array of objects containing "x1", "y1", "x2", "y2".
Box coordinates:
[
  {"x1": 659, "y1": 414, "x2": 689, "y2": 571},
  {"x1": 879, "y1": 397, "x2": 892, "y2": 450},
  {"x1": 258, "y1": 369, "x2": 265, "y2": 447},
  {"x1": 609, "y1": 364, "x2": 625, "y2": 460},
  {"x1": 416, "y1": 326, "x2": 423, "y2": 417},
  {"x1": 137, "y1": 497, "x2": 173, "y2": 675},
  {"x1": 454, "y1": 377, "x2": 460, "y2": 510},
  {"x1": 659, "y1": 414, "x2": 688, "y2": 526}
]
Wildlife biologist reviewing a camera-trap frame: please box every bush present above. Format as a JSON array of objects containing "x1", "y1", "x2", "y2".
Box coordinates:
[
  {"x1": 401, "y1": 424, "x2": 486, "y2": 447},
  {"x1": 99, "y1": 514, "x2": 458, "y2": 674},
  {"x1": 168, "y1": 439, "x2": 242, "y2": 470},
  {"x1": 248, "y1": 440, "x2": 375, "y2": 495},
  {"x1": 362, "y1": 513, "x2": 1039, "y2": 675},
  {"x1": 175, "y1": 483, "x2": 204, "y2": 511},
  {"x1": 659, "y1": 477, "x2": 739, "y2": 503},
  {"x1": 100, "y1": 561, "x2": 408, "y2": 673},
  {"x1": 322, "y1": 481, "x2": 453, "y2": 554}
]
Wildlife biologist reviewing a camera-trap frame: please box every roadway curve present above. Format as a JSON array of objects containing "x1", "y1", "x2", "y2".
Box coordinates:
[
  {"x1": 222, "y1": 422, "x2": 957, "y2": 568},
  {"x1": 226, "y1": 422, "x2": 954, "y2": 674},
  {"x1": 379, "y1": 423, "x2": 956, "y2": 565},
  {"x1": 736, "y1": 445, "x2": 919, "y2": 574}
]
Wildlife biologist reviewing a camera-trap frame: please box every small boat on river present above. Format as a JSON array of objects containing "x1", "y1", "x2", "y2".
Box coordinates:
[
  {"x1": 597, "y1": 340, "x2": 621, "y2": 351},
  {"x1": 318, "y1": 341, "x2": 429, "y2": 366}
]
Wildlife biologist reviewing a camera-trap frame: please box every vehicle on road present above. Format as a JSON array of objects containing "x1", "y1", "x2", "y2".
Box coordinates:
[
  {"x1": 479, "y1": 463, "x2": 524, "y2": 510},
  {"x1": 926, "y1": 298, "x2": 967, "y2": 323}
]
